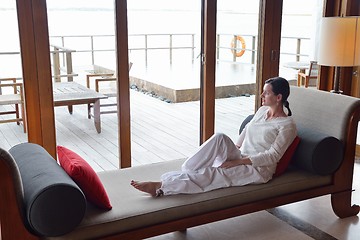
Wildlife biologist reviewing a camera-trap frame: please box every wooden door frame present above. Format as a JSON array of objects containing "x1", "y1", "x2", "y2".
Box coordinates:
[
  {"x1": 256, "y1": 0, "x2": 283, "y2": 110},
  {"x1": 201, "y1": 0, "x2": 284, "y2": 142},
  {"x1": 16, "y1": 0, "x2": 56, "y2": 158},
  {"x1": 200, "y1": 0, "x2": 217, "y2": 144},
  {"x1": 115, "y1": 0, "x2": 132, "y2": 168}
]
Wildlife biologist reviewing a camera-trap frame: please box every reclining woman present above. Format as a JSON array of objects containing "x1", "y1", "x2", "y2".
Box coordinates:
[{"x1": 131, "y1": 77, "x2": 297, "y2": 197}]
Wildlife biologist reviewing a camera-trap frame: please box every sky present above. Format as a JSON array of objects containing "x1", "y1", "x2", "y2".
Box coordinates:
[
  {"x1": 1, "y1": 0, "x2": 260, "y2": 12},
  {"x1": 0, "y1": 0, "x2": 316, "y2": 15}
]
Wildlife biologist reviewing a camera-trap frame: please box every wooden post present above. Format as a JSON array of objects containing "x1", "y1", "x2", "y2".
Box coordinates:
[
  {"x1": 192, "y1": 34, "x2": 195, "y2": 63},
  {"x1": 200, "y1": 0, "x2": 217, "y2": 144},
  {"x1": 216, "y1": 34, "x2": 220, "y2": 60},
  {"x1": 145, "y1": 35, "x2": 148, "y2": 67},
  {"x1": 115, "y1": 0, "x2": 132, "y2": 168},
  {"x1": 16, "y1": 0, "x2": 57, "y2": 158},
  {"x1": 232, "y1": 35, "x2": 237, "y2": 62},
  {"x1": 251, "y1": 36, "x2": 256, "y2": 64},
  {"x1": 170, "y1": 34, "x2": 173, "y2": 65},
  {"x1": 91, "y1": 36, "x2": 95, "y2": 65},
  {"x1": 256, "y1": 0, "x2": 283, "y2": 110}
]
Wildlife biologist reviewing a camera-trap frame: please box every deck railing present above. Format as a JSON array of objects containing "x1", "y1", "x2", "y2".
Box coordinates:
[
  {"x1": 1, "y1": 33, "x2": 310, "y2": 79},
  {"x1": 49, "y1": 33, "x2": 310, "y2": 66}
]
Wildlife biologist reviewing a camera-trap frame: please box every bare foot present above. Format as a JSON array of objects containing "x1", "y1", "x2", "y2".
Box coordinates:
[{"x1": 130, "y1": 180, "x2": 162, "y2": 197}]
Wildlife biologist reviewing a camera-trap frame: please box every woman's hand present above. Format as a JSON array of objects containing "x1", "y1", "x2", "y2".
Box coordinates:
[
  {"x1": 219, "y1": 158, "x2": 252, "y2": 169},
  {"x1": 219, "y1": 160, "x2": 240, "y2": 169}
]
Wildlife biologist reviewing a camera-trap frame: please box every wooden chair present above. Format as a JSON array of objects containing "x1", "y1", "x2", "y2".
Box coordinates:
[
  {"x1": 86, "y1": 62, "x2": 133, "y2": 116},
  {"x1": 297, "y1": 61, "x2": 318, "y2": 88},
  {"x1": 0, "y1": 78, "x2": 26, "y2": 132}
]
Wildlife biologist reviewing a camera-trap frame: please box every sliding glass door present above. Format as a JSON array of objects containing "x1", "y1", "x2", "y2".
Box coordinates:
[
  {"x1": 0, "y1": 0, "x2": 27, "y2": 149},
  {"x1": 46, "y1": 0, "x2": 118, "y2": 171},
  {"x1": 127, "y1": 0, "x2": 202, "y2": 166},
  {"x1": 214, "y1": 0, "x2": 260, "y2": 141}
]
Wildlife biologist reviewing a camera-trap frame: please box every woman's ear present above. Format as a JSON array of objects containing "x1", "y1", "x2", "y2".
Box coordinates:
[{"x1": 277, "y1": 94, "x2": 283, "y2": 103}]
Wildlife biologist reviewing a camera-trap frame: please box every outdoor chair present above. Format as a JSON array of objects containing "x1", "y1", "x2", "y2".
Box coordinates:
[
  {"x1": 297, "y1": 61, "x2": 318, "y2": 88},
  {"x1": 0, "y1": 78, "x2": 26, "y2": 132},
  {"x1": 86, "y1": 62, "x2": 133, "y2": 116}
]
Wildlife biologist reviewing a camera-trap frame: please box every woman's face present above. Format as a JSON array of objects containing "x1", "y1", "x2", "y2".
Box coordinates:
[{"x1": 261, "y1": 83, "x2": 280, "y2": 106}]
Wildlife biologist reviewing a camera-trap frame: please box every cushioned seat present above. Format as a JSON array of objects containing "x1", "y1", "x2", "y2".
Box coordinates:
[
  {"x1": 47, "y1": 159, "x2": 331, "y2": 240},
  {"x1": 2, "y1": 86, "x2": 360, "y2": 240}
]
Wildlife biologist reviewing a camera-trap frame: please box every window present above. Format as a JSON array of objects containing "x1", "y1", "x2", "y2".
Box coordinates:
[
  {"x1": 214, "y1": 0, "x2": 259, "y2": 141},
  {"x1": 127, "y1": 0, "x2": 202, "y2": 166},
  {"x1": 0, "y1": 0, "x2": 27, "y2": 148}
]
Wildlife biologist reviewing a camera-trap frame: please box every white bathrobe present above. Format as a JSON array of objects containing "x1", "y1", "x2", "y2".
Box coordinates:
[{"x1": 160, "y1": 106, "x2": 297, "y2": 195}]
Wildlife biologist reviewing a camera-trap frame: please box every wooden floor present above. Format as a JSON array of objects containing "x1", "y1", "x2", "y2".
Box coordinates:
[
  {"x1": 2, "y1": 90, "x2": 360, "y2": 240},
  {"x1": 0, "y1": 89, "x2": 255, "y2": 172}
]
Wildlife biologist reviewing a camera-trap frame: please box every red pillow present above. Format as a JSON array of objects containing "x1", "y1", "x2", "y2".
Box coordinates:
[
  {"x1": 274, "y1": 136, "x2": 301, "y2": 177},
  {"x1": 57, "y1": 146, "x2": 112, "y2": 210}
]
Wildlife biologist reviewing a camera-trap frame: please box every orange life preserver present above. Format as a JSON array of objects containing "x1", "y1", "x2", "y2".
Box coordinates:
[{"x1": 231, "y1": 36, "x2": 246, "y2": 57}]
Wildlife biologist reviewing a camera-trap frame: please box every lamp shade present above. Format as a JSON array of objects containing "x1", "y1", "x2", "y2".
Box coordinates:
[{"x1": 318, "y1": 17, "x2": 360, "y2": 67}]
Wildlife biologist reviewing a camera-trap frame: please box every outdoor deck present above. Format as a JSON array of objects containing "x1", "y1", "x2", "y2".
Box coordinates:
[
  {"x1": 0, "y1": 59, "x2": 316, "y2": 172},
  {"x1": 0, "y1": 89, "x2": 255, "y2": 172}
]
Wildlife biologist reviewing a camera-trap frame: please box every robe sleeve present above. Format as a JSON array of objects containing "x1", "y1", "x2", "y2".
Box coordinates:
[
  {"x1": 249, "y1": 121, "x2": 297, "y2": 167},
  {"x1": 236, "y1": 106, "x2": 267, "y2": 148},
  {"x1": 236, "y1": 125, "x2": 247, "y2": 147}
]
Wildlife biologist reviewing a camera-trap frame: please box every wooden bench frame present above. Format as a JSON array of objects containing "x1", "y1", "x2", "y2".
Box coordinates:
[{"x1": 1, "y1": 87, "x2": 360, "y2": 239}]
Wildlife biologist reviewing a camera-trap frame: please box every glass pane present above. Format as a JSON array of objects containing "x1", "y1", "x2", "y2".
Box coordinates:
[
  {"x1": 0, "y1": 0, "x2": 27, "y2": 149},
  {"x1": 128, "y1": 0, "x2": 201, "y2": 166},
  {"x1": 215, "y1": 0, "x2": 259, "y2": 142},
  {"x1": 279, "y1": 0, "x2": 323, "y2": 87},
  {"x1": 46, "y1": 0, "x2": 118, "y2": 172}
]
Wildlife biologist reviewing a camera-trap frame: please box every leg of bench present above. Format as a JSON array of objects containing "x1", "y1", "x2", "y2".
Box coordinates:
[{"x1": 331, "y1": 190, "x2": 360, "y2": 218}]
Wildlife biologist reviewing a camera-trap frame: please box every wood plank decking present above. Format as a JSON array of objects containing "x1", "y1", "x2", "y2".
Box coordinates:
[{"x1": 0, "y1": 89, "x2": 255, "y2": 172}]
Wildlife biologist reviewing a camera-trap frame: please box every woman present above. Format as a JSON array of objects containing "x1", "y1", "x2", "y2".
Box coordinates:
[{"x1": 131, "y1": 77, "x2": 297, "y2": 197}]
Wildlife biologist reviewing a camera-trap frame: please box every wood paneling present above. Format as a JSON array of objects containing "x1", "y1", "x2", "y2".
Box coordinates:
[
  {"x1": 16, "y1": 0, "x2": 56, "y2": 158},
  {"x1": 114, "y1": 0, "x2": 132, "y2": 168}
]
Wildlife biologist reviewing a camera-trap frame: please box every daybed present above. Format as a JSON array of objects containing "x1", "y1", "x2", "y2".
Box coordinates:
[{"x1": 1, "y1": 86, "x2": 360, "y2": 240}]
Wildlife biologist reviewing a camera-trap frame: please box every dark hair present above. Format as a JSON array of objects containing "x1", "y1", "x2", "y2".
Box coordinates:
[{"x1": 265, "y1": 77, "x2": 292, "y2": 116}]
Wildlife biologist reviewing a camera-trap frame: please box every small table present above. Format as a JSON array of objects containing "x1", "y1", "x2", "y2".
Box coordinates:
[
  {"x1": 53, "y1": 82, "x2": 107, "y2": 133},
  {"x1": 283, "y1": 61, "x2": 310, "y2": 74}
]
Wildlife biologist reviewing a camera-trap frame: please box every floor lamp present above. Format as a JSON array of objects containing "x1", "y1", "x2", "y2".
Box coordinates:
[{"x1": 317, "y1": 17, "x2": 360, "y2": 94}]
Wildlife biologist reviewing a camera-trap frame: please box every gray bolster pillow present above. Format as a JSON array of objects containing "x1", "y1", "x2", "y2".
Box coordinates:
[
  {"x1": 9, "y1": 143, "x2": 86, "y2": 237},
  {"x1": 291, "y1": 126, "x2": 343, "y2": 175}
]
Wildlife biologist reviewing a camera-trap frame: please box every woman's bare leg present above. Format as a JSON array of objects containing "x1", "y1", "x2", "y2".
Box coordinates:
[{"x1": 130, "y1": 180, "x2": 162, "y2": 197}]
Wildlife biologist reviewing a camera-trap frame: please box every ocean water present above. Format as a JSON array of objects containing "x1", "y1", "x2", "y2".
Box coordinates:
[{"x1": 0, "y1": 0, "x2": 318, "y2": 78}]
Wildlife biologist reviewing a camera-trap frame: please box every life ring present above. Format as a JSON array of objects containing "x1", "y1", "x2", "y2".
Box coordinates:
[{"x1": 231, "y1": 36, "x2": 246, "y2": 57}]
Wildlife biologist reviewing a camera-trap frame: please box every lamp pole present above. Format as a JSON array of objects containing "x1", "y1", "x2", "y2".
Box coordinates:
[{"x1": 331, "y1": 67, "x2": 342, "y2": 94}]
